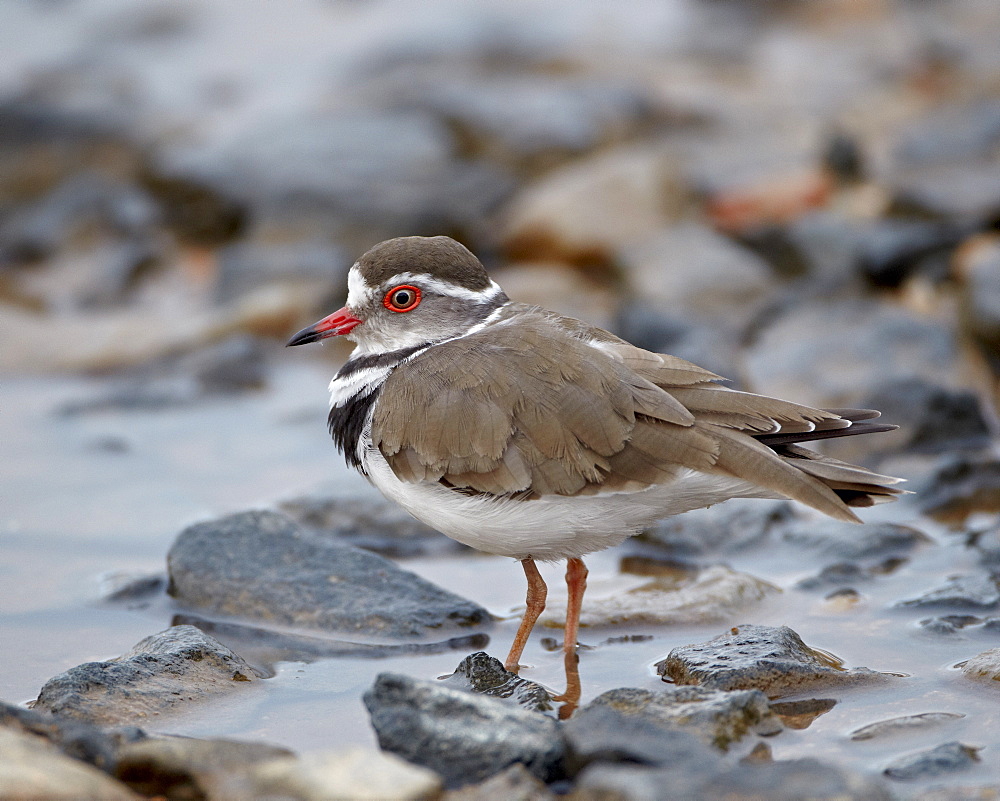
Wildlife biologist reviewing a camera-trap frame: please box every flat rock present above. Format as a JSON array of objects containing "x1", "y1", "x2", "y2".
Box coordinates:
[
  {"x1": 32, "y1": 625, "x2": 261, "y2": 725},
  {"x1": 441, "y1": 652, "x2": 553, "y2": 712},
  {"x1": 114, "y1": 736, "x2": 293, "y2": 800},
  {"x1": 917, "y1": 615, "x2": 987, "y2": 636},
  {"x1": 781, "y1": 521, "x2": 931, "y2": 562},
  {"x1": 278, "y1": 493, "x2": 466, "y2": 558},
  {"x1": 897, "y1": 574, "x2": 1000, "y2": 611},
  {"x1": 248, "y1": 746, "x2": 442, "y2": 801},
  {"x1": 850, "y1": 713, "x2": 965, "y2": 742},
  {"x1": 656, "y1": 624, "x2": 891, "y2": 697},
  {"x1": 960, "y1": 236, "x2": 1000, "y2": 364},
  {"x1": 364, "y1": 672, "x2": 564, "y2": 788},
  {"x1": 0, "y1": 727, "x2": 140, "y2": 800},
  {"x1": 167, "y1": 510, "x2": 490, "y2": 637},
  {"x1": 960, "y1": 647, "x2": 1000, "y2": 683},
  {"x1": 540, "y1": 565, "x2": 779, "y2": 629},
  {"x1": 582, "y1": 686, "x2": 781, "y2": 751},
  {"x1": 638, "y1": 499, "x2": 798, "y2": 557},
  {"x1": 883, "y1": 742, "x2": 981, "y2": 781}
]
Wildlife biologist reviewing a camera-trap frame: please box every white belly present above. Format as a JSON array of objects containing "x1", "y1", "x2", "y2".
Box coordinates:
[{"x1": 361, "y1": 447, "x2": 777, "y2": 562}]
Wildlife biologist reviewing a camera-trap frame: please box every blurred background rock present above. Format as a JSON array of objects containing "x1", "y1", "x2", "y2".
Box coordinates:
[{"x1": 1, "y1": 0, "x2": 999, "y2": 450}]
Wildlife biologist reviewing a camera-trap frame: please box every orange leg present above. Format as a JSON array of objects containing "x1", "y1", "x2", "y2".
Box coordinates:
[
  {"x1": 555, "y1": 557, "x2": 588, "y2": 711},
  {"x1": 504, "y1": 558, "x2": 547, "y2": 673}
]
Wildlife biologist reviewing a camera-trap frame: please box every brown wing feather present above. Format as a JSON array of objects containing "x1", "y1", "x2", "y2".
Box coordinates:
[{"x1": 371, "y1": 308, "x2": 899, "y2": 518}]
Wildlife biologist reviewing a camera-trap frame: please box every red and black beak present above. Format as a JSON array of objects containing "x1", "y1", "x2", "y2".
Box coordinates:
[{"x1": 286, "y1": 306, "x2": 363, "y2": 347}]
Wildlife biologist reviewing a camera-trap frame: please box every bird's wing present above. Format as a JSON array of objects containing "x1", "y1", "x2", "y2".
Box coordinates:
[{"x1": 370, "y1": 308, "x2": 866, "y2": 521}]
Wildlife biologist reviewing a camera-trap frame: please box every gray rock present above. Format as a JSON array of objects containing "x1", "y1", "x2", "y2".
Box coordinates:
[
  {"x1": 781, "y1": 521, "x2": 931, "y2": 562},
  {"x1": 971, "y1": 526, "x2": 1000, "y2": 567},
  {"x1": 657, "y1": 624, "x2": 891, "y2": 697},
  {"x1": 364, "y1": 672, "x2": 564, "y2": 788},
  {"x1": 167, "y1": 510, "x2": 491, "y2": 637},
  {"x1": 883, "y1": 742, "x2": 980, "y2": 781},
  {"x1": 0, "y1": 701, "x2": 145, "y2": 773},
  {"x1": 441, "y1": 652, "x2": 553, "y2": 712},
  {"x1": 639, "y1": 499, "x2": 797, "y2": 557},
  {"x1": 114, "y1": 736, "x2": 293, "y2": 800},
  {"x1": 573, "y1": 757, "x2": 892, "y2": 801},
  {"x1": 855, "y1": 220, "x2": 965, "y2": 289},
  {"x1": 0, "y1": 728, "x2": 139, "y2": 801},
  {"x1": 539, "y1": 565, "x2": 779, "y2": 628},
  {"x1": 582, "y1": 686, "x2": 782, "y2": 751},
  {"x1": 961, "y1": 237, "x2": 1000, "y2": 367},
  {"x1": 862, "y1": 378, "x2": 991, "y2": 455},
  {"x1": 562, "y1": 703, "x2": 721, "y2": 774},
  {"x1": 960, "y1": 646, "x2": 1000, "y2": 683},
  {"x1": 896, "y1": 574, "x2": 1000, "y2": 610},
  {"x1": 920, "y1": 454, "x2": 1000, "y2": 524},
  {"x1": 850, "y1": 712, "x2": 965, "y2": 742},
  {"x1": 894, "y1": 101, "x2": 1000, "y2": 168},
  {"x1": 247, "y1": 747, "x2": 442, "y2": 801},
  {"x1": 278, "y1": 493, "x2": 467, "y2": 558},
  {"x1": 892, "y1": 163, "x2": 1000, "y2": 221},
  {"x1": 32, "y1": 625, "x2": 261, "y2": 726},
  {"x1": 744, "y1": 298, "x2": 961, "y2": 409},
  {"x1": 443, "y1": 763, "x2": 554, "y2": 801},
  {"x1": 172, "y1": 614, "x2": 489, "y2": 675}
]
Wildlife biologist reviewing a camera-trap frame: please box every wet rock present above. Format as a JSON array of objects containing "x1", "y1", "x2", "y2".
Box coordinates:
[
  {"x1": 0, "y1": 700, "x2": 145, "y2": 772},
  {"x1": 114, "y1": 736, "x2": 293, "y2": 800},
  {"x1": 364, "y1": 672, "x2": 564, "y2": 788},
  {"x1": 768, "y1": 698, "x2": 837, "y2": 730},
  {"x1": 441, "y1": 652, "x2": 553, "y2": 712},
  {"x1": 744, "y1": 298, "x2": 960, "y2": 409},
  {"x1": 562, "y1": 703, "x2": 721, "y2": 775},
  {"x1": 960, "y1": 646, "x2": 1000, "y2": 684},
  {"x1": 0, "y1": 727, "x2": 139, "y2": 801},
  {"x1": 444, "y1": 762, "x2": 554, "y2": 801},
  {"x1": 619, "y1": 222, "x2": 776, "y2": 329},
  {"x1": 781, "y1": 521, "x2": 931, "y2": 562},
  {"x1": 862, "y1": 378, "x2": 991, "y2": 454},
  {"x1": 883, "y1": 742, "x2": 980, "y2": 781},
  {"x1": 167, "y1": 510, "x2": 491, "y2": 637},
  {"x1": 278, "y1": 493, "x2": 466, "y2": 558},
  {"x1": 539, "y1": 565, "x2": 779, "y2": 629},
  {"x1": 892, "y1": 163, "x2": 1000, "y2": 222},
  {"x1": 215, "y1": 239, "x2": 348, "y2": 304},
  {"x1": 102, "y1": 574, "x2": 166, "y2": 607},
  {"x1": 501, "y1": 146, "x2": 685, "y2": 268},
  {"x1": 638, "y1": 499, "x2": 796, "y2": 557},
  {"x1": 572, "y1": 757, "x2": 891, "y2": 801},
  {"x1": 849, "y1": 712, "x2": 964, "y2": 741},
  {"x1": 32, "y1": 625, "x2": 261, "y2": 726},
  {"x1": 971, "y1": 526, "x2": 1000, "y2": 567},
  {"x1": 893, "y1": 101, "x2": 1000, "y2": 169},
  {"x1": 795, "y1": 562, "x2": 868, "y2": 591},
  {"x1": 656, "y1": 624, "x2": 890, "y2": 697},
  {"x1": 173, "y1": 614, "x2": 489, "y2": 675},
  {"x1": 918, "y1": 615, "x2": 986, "y2": 636},
  {"x1": 139, "y1": 169, "x2": 247, "y2": 246},
  {"x1": 896, "y1": 573, "x2": 1000, "y2": 611},
  {"x1": 582, "y1": 686, "x2": 782, "y2": 751},
  {"x1": 920, "y1": 454, "x2": 1000, "y2": 524},
  {"x1": 247, "y1": 747, "x2": 442, "y2": 801}
]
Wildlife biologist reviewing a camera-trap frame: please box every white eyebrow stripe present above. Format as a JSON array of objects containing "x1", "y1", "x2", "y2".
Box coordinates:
[{"x1": 378, "y1": 272, "x2": 505, "y2": 303}]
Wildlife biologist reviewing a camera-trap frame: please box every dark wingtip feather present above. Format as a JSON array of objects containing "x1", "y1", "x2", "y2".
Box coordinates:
[{"x1": 754, "y1": 420, "x2": 898, "y2": 447}]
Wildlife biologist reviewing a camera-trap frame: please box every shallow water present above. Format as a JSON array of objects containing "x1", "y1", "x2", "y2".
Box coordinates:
[{"x1": 2, "y1": 360, "x2": 999, "y2": 793}]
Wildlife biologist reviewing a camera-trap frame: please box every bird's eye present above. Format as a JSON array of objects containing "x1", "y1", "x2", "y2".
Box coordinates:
[{"x1": 383, "y1": 285, "x2": 421, "y2": 312}]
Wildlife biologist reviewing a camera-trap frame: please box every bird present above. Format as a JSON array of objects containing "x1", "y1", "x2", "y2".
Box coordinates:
[{"x1": 286, "y1": 235, "x2": 904, "y2": 685}]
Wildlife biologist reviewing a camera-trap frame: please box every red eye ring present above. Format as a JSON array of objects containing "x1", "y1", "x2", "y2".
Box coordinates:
[{"x1": 383, "y1": 284, "x2": 421, "y2": 312}]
